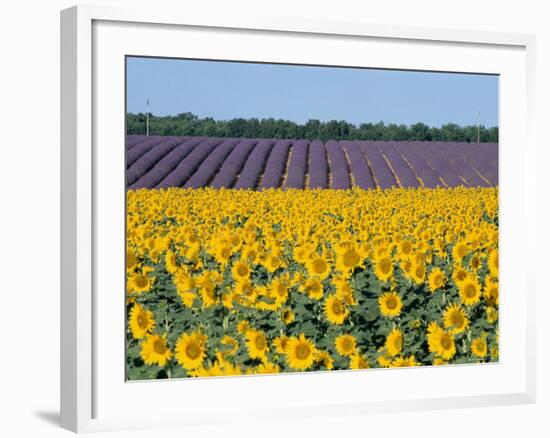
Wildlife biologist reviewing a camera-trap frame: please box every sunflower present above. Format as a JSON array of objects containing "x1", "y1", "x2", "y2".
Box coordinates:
[
  {"x1": 470, "y1": 254, "x2": 481, "y2": 271},
  {"x1": 483, "y1": 279, "x2": 499, "y2": 306},
  {"x1": 129, "y1": 303, "x2": 156, "y2": 339},
  {"x1": 377, "y1": 348, "x2": 393, "y2": 367},
  {"x1": 273, "y1": 335, "x2": 290, "y2": 354},
  {"x1": 385, "y1": 328, "x2": 403, "y2": 356},
  {"x1": 269, "y1": 278, "x2": 289, "y2": 305},
  {"x1": 335, "y1": 244, "x2": 363, "y2": 274},
  {"x1": 219, "y1": 335, "x2": 239, "y2": 357},
  {"x1": 315, "y1": 350, "x2": 334, "y2": 370},
  {"x1": 335, "y1": 334, "x2": 357, "y2": 357},
  {"x1": 378, "y1": 291, "x2": 403, "y2": 318},
  {"x1": 443, "y1": 303, "x2": 469, "y2": 334},
  {"x1": 324, "y1": 294, "x2": 349, "y2": 325},
  {"x1": 282, "y1": 308, "x2": 295, "y2": 324},
  {"x1": 452, "y1": 265, "x2": 468, "y2": 285},
  {"x1": 175, "y1": 331, "x2": 207, "y2": 370},
  {"x1": 488, "y1": 249, "x2": 499, "y2": 276},
  {"x1": 256, "y1": 362, "x2": 280, "y2": 374},
  {"x1": 237, "y1": 320, "x2": 250, "y2": 335},
  {"x1": 140, "y1": 334, "x2": 172, "y2": 367},
  {"x1": 428, "y1": 267, "x2": 446, "y2": 293},
  {"x1": 126, "y1": 247, "x2": 138, "y2": 271},
  {"x1": 198, "y1": 280, "x2": 218, "y2": 307},
  {"x1": 165, "y1": 250, "x2": 179, "y2": 274},
  {"x1": 293, "y1": 243, "x2": 314, "y2": 264},
  {"x1": 390, "y1": 355, "x2": 418, "y2": 368},
  {"x1": 213, "y1": 243, "x2": 232, "y2": 266},
  {"x1": 411, "y1": 262, "x2": 426, "y2": 285},
  {"x1": 458, "y1": 275, "x2": 481, "y2": 306},
  {"x1": 263, "y1": 254, "x2": 283, "y2": 273},
  {"x1": 245, "y1": 330, "x2": 269, "y2": 361},
  {"x1": 334, "y1": 277, "x2": 356, "y2": 305},
  {"x1": 398, "y1": 240, "x2": 413, "y2": 258},
  {"x1": 231, "y1": 260, "x2": 251, "y2": 282},
  {"x1": 486, "y1": 306, "x2": 498, "y2": 324},
  {"x1": 235, "y1": 278, "x2": 257, "y2": 304},
  {"x1": 471, "y1": 337, "x2": 488, "y2": 358},
  {"x1": 374, "y1": 256, "x2": 393, "y2": 282},
  {"x1": 175, "y1": 273, "x2": 197, "y2": 308},
  {"x1": 285, "y1": 334, "x2": 316, "y2": 370},
  {"x1": 452, "y1": 240, "x2": 469, "y2": 261},
  {"x1": 427, "y1": 325, "x2": 456, "y2": 360},
  {"x1": 349, "y1": 353, "x2": 370, "y2": 369},
  {"x1": 242, "y1": 243, "x2": 262, "y2": 264},
  {"x1": 301, "y1": 277, "x2": 324, "y2": 300},
  {"x1": 307, "y1": 255, "x2": 331, "y2": 280},
  {"x1": 128, "y1": 268, "x2": 154, "y2": 294}
]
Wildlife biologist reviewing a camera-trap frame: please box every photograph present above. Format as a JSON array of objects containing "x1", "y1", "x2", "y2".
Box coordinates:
[{"x1": 124, "y1": 57, "x2": 499, "y2": 380}]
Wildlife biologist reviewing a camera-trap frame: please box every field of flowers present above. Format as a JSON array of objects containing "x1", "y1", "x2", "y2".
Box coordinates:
[{"x1": 126, "y1": 187, "x2": 498, "y2": 380}]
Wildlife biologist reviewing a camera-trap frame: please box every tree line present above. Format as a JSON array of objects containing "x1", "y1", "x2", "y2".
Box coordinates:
[{"x1": 127, "y1": 112, "x2": 498, "y2": 143}]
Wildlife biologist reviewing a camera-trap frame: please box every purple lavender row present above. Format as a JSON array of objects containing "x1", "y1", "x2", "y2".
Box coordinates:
[
  {"x1": 126, "y1": 135, "x2": 151, "y2": 150},
  {"x1": 462, "y1": 143, "x2": 498, "y2": 185},
  {"x1": 127, "y1": 136, "x2": 179, "y2": 167},
  {"x1": 259, "y1": 140, "x2": 292, "y2": 189},
  {"x1": 326, "y1": 140, "x2": 350, "y2": 190},
  {"x1": 129, "y1": 138, "x2": 204, "y2": 189},
  {"x1": 183, "y1": 139, "x2": 240, "y2": 189},
  {"x1": 340, "y1": 142, "x2": 375, "y2": 189},
  {"x1": 412, "y1": 142, "x2": 466, "y2": 187},
  {"x1": 284, "y1": 140, "x2": 309, "y2": 189},
  {"x1": 308, "y1": 140, "x2": 328, "y2": 189},
  {"x1": 394, "y1": 142, "x2": 442, "y2": 188},
  {"x1": 210, "y1": 139, "x2": 258, "y2": 188},
  {"x1": 377, "y1": 143, "x2": 419, "y2": 188},
  {"x1": 127, "y1": 137, "x2": 189, "y2": 186},
  {"x1": 234, "y1": 140, "x2": 274, "y2": 189},
  {"x1": 448, "y1": 157, "x2": 490, "y2": 187},
  {"x1": 157, "y1": 138, "x2": 223, "y2": 188},
  {"x1": 428, "y1": 143, "x2": 484, "y2": 187},
  {"x1": 359, "y1": 142, "x2": 397, "y2": 189}
]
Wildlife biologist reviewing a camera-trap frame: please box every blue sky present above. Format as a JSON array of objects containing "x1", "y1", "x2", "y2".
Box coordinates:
[{"x1": 126, "y1": 57, "x2": 498, "y2": 127}]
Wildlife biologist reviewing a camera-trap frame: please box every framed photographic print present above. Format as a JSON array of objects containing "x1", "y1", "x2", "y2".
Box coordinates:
[{"x1": 61, "y1": 4, "x2": 536, "y2": 433}]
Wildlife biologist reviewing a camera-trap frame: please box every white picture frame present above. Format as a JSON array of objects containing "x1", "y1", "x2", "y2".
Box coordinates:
[{"x1": 60, "y1": 4, "x2": 537, "y2": 433}]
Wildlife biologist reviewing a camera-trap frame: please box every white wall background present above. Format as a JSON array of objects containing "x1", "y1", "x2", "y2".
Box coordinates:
[{"x1": 0, "y1": 1, "x2": 547, "y2": 436}]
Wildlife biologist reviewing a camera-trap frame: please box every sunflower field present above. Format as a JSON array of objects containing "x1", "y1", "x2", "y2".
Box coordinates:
[{"x1": 126, "y1": 186, "x2": 499, "y2": 380}]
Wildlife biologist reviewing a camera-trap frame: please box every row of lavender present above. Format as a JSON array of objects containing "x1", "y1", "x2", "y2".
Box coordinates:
[{"x1": 126, "y1": 135, "x2": 498, "y2": 190}]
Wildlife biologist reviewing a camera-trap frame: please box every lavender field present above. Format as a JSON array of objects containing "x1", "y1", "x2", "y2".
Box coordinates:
[{"x1": 126, "y1": 135, "x2": 498, "y2": 190}]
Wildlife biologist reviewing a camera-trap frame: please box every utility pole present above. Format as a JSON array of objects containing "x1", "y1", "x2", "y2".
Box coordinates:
[
  {"x1": 477, "y1": 110, "x2": 480, "y2": 143},
  {"x1": 146, "y1": 98, "x2": 150, "y2": 136}
]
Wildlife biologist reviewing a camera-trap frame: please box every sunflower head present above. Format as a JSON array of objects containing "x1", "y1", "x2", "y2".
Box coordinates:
[
  {"x1": 488, "y1": 249, "x2": 499, "y2": 276},
  {"x1": 231, "y1": 260, "x2": 251, "y2": 281},
  {"x1": 175, "y1": 331, "x2": 207, "y2": 370},
  {"x1": 285, "y1": 333, "x2": 316, "y2": 371},
  {"x1": 443, "y1": 303, "x2": 469, "y2": 334},
  {"x1": 245, "y1": 329, "x2": 269, "y2": 361},
  {"x1": 374, "y1": 256, "x2": 393, "y2": 282},
  {"x1": 140, "y1": 334, "x2": 172, "y2": 367},
  {"x1": 458, "y1": 275, "x2": 481, "y2": 306},
  {"x1": 427, "y1": 326, "x2": 456, "y2": 360},
  {"x1": 378, "y1": 291, "x2": 403, "y2": 318},
  {"x1": 302, "y1": 278, "x2": 324, "y2": 300},
  {"x1": 324, "y1": 294, "x2": 349, "y2": 325},
  {"x1": 129, "y1": 303, "x2": 156, "y2": 339},
  {"x1": 335, "y1": 334, "x2": 357, "y2": 357},
  {"x1": 428, "y1": 267, "x2": 446, "y2": 292},
  {"x1": 471, "y1": 337, "x2": 488, "y2": 358},
  {"x1": 385, "y1": 328, "x2": 403, "y2": 357}
]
